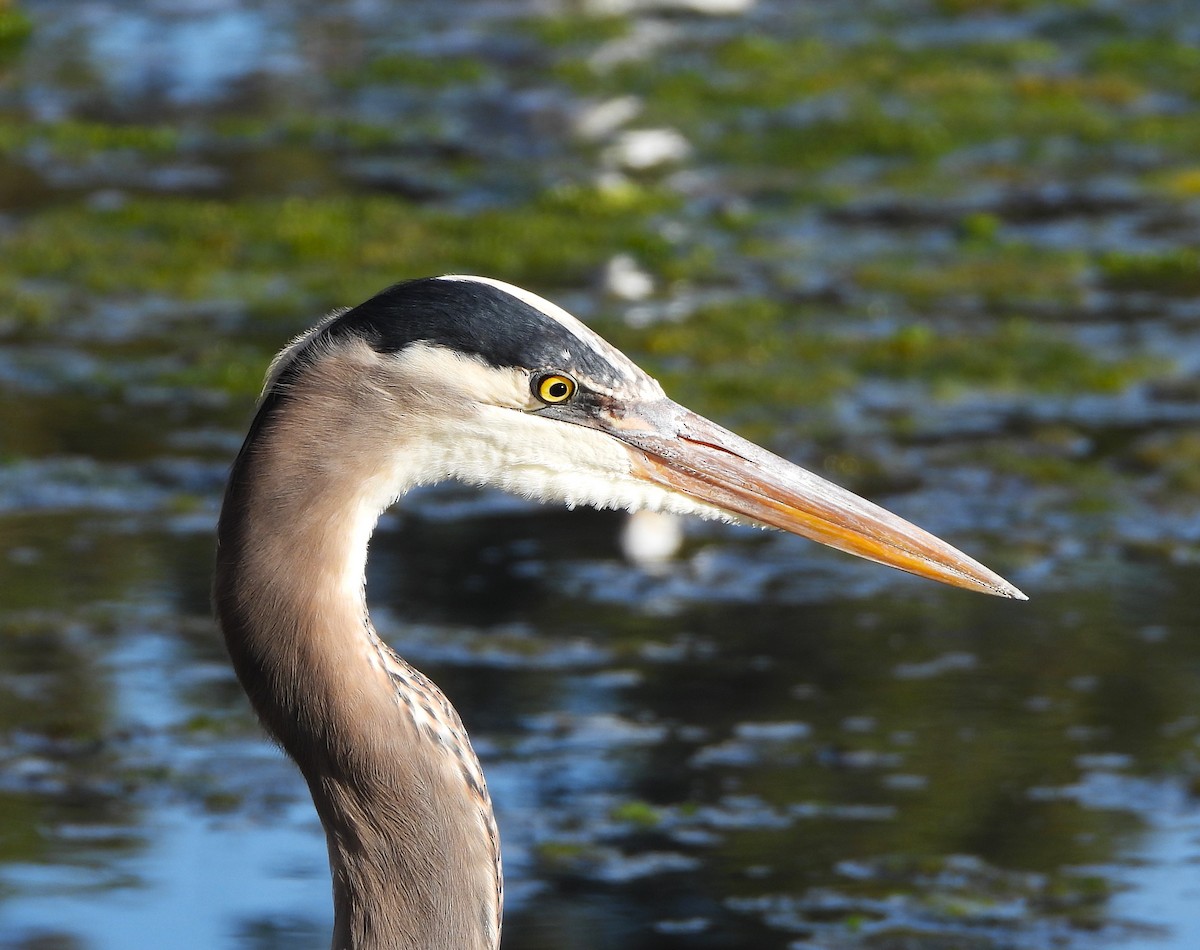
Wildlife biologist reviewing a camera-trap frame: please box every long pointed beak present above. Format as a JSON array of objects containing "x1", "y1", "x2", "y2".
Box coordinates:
[{"x1": 602, "y1": 399, "x2": 1025, "y2": 599}]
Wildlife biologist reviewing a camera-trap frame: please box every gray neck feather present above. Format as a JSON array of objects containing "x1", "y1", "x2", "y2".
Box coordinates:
[{"x1": 213, "y1": 347, "x2": 501, "y2": 950}]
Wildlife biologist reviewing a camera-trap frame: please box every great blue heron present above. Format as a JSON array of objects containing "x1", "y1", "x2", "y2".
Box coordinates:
[{"x1": 213, "y1": 275, "x2": 1024, "y2": 950}]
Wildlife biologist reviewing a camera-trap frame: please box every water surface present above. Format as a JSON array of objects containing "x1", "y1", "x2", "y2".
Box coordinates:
[{"x1": 2, "y1": 1, "x2": 1200, "y2": 948}]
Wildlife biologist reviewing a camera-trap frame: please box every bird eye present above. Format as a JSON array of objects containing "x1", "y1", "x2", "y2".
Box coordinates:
[{"x1": 535, "y1": 373, "x2": 576, "y2": 404}]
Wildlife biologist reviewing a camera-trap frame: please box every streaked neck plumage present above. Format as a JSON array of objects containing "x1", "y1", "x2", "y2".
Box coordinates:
[{"x1": 213, "y1": 342, "x2": 502, "y2": 950}]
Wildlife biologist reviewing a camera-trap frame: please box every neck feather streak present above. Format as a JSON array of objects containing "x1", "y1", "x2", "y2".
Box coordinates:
[{"x1": 214, "y1": 368, "x2": 501, "y2": 950}]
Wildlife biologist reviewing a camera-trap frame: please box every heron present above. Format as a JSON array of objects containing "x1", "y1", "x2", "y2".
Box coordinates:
[{"x1": 213, "y1": 275, "x2": 1024, "y2": 950}]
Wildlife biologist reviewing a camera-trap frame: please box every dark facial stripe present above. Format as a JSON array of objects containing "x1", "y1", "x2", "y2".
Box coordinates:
[{"x1": 321, "y1": 278, "x2": 634, "y2": 385}]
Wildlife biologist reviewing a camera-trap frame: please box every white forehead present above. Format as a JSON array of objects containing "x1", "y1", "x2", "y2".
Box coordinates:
[{"x1": 439, "y1": 275, "x2": 578, "y2": 326}]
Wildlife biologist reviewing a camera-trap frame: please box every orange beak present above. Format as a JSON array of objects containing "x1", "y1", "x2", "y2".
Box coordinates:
[{"x1": 604, "y1": 398, "x2": 1025, "y2": 599}]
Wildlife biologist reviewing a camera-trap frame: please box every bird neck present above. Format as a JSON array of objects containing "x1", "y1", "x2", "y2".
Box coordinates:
[{"x1": 213, "y1": 364, "x2": 501, "y2": 950}]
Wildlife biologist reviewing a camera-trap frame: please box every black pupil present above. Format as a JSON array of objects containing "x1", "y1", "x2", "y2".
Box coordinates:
[{"x1": 548, "y1": 381, "x2": 568, "y2": 399}]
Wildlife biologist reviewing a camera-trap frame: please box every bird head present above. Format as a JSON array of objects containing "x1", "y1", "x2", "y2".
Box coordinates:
[{"x1": 264, "y1": 275, "x2": 1024, "y2": 600}]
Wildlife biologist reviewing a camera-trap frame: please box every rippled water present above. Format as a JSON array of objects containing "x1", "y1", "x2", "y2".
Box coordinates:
[{"x1": 2, "y1": 1, "x2": 1200, "y2": 948}]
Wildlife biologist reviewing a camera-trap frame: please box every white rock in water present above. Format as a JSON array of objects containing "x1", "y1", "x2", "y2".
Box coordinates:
[
  {"x1": 604, "y1": 128, "x2": 691, "y2": 170},
  {"x1": 603, "y1": 254, "x2": 655, "y2": 301},
  {"x1": 587, "y1": 0, "x2": 754, "y2": 14},
  {"x1": 573, "y1": 95, "x2": 643, "y2": 141},
  {"x1": 621, "y1": 510, "x2": 684, "y2": 565}
]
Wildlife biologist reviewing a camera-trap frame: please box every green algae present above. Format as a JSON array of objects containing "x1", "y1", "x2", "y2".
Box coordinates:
[
  {"x1": 0, "y1": 120, "x2": 180, "y2": 159},
  {"x1": 519, "y1": 13, "x2": 630, "y2": 49},
  {"x1": 0, "y1": 2, "x2": 32, "y2": 69},
  {"x1": 1098, "y1": 248, "x2": 1200, "y2": 295},
  {"x1": 588, "y1": 34, "x2": 1063, "y2": 117},
  {"x1": 600, "y1": 298, "x2": 1158, "y2": 438},
  {"x1": 0, "y1": 7, "x2": 1183, "y2": 455},
  {"x1": 1129, "y1": 430, "x2": 1200, "y2": 498},
  {"x1": 355, "y1": 53, "x2": 489, "y2": 88},
  {"x1": 536, "y1": 840, "x2": 591, "y2": 866},
  {"x1": 0, "y1": 182, "x2": 680, "y2": 334},
  {"x1": 971, "y1": 441, "x2": 1118, "y2": 513},
  {"x1": 0, "y1": 276, "x2": 64, "y2": 334},
  {"x1": 206, "y1": 113, "x2": 453, "y2": 153},
  {"x1": 609, "y1": 799, "x2": 662, "y2": 828},
  {"x1": 853, "y1": 318, "x2": 1151, "y2": 394},
  {"x1": 153, "y1": 341, "x2": 272, "y2": 399},
  {"x1": 855, "y1": 245, "x2": 1088, "y2": 312},
  {"x1": 935, "y1": 0, "x2": 1082, "y2": 11},
  {"x1": 1151, "y1": 165, "x2": 1200, "y2": 198},
  {"x1": 551, "y1": 23, "x2": 1197, "y2": 191},
  {"x1": 1088, "y1": 35, "x2": 1200, "y2": 98}
]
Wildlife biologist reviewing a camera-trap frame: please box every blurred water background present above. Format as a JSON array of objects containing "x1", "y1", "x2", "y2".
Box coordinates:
[{"x1": 2, "y1": 0, "x2": 1200, "y2": 947}]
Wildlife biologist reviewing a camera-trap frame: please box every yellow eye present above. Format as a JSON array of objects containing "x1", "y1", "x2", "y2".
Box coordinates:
[{"x1": 535, "y1": 373, "x2": 576, "y2": 404}]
